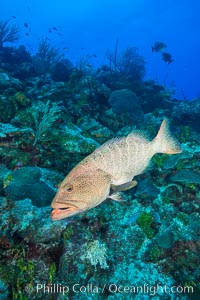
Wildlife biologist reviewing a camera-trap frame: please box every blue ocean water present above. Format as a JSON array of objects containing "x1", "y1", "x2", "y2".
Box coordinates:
[
  {"x1": 0, "y1": 1, "x2": 200, "y2": 300},
  {"x1": 1, "y1": 0, "x2": 199, "y2": 100}
]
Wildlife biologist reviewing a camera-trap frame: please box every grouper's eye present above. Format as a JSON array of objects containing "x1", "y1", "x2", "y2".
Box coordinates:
[
  {"x1": 67, "y1": 185, "x2": 73, "y2": 192},
  {"x1": 61, "y1": 184, "x2": 74, "y2": 195},
  {"x1": 62, "y1": 184, "x2": 73, "y2": 192}
]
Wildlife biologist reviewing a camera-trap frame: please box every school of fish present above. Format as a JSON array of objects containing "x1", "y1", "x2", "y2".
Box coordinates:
[{"x1": 51, "y1": 119, "x2": 182, "y2": 220}]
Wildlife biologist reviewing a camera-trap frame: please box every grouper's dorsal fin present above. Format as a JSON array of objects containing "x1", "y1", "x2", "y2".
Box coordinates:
[
  {"x1": 93, "y1": 137, "x2": 123, "y2": 153},
  {"x1": 127, "y1": 130, "x2": 150, "y2": 143}
]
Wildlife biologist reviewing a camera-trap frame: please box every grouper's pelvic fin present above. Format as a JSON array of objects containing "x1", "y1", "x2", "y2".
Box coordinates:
[
  {"x1": 109, "y1": 192, "x2": 125, "y2": 202},
  {"x1": 152, "y1": 119, "x2": 182, "y2": 155}
]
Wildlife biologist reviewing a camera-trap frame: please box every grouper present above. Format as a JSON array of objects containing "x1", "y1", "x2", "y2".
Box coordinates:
[{"x1": 51, "y1": 119, "x2": 182, "y2": 220}]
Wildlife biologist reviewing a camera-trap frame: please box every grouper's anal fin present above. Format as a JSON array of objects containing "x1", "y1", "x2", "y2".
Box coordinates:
[{"x1": 111, "y1": 180, "x2": 137, "y2": 193}]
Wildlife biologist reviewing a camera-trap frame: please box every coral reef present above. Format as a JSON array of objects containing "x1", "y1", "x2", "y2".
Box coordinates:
[{"x1": 0, "y1": 36, "x2": 199, "y2": 299}]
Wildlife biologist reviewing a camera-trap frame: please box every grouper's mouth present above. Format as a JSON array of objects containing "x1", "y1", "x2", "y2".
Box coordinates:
[{"x1": 51, "y1": 205, "x2": 82, "y2": 220}]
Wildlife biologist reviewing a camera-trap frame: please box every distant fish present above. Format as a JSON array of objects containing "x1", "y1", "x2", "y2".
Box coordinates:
[
  {"x1": 51, "y1": 119, "x2": 182, "y2": 220},
  {"x1": 162, "y1": 52, "x2": 174, "y2": 64},
  {"x1": 24, "y1": 22, "x2": 29, "y2": 28},
  {"x1": 52, "y1": 26, "x2": 58, "y2": 31},
  {"x1": 152, "y1": 41, "x2": 167, "y2": 52},
  {"x1": 11, "y1": 16, "x2": 16, "y2": 19}
]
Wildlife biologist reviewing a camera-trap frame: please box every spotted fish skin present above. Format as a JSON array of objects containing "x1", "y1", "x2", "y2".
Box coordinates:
[
  {"x1": 51, "y1": 119, "x2": 182, "y2": 220},
  {"x1": 81, "y1": 119, "x2": 181, "y2": 185},
  {"x1": 86, "y1": 133, "x2": 152, "y2": 185}
]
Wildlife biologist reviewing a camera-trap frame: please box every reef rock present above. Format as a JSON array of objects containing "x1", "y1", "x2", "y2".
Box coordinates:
[
  {"x1": 170, "y1": 169, "x2": 200, "y2": 185},
  {"x1": 172, "y1": 99, "x2": 200, "y2": 131},
  {"x1": 60, "y1": 123, "x2": 100, "y2": 154},
  {"x1": 10, "y1": 199, "x2": 68, "y2": 243},
  {"x1": 52, "y1": 59, "x2": 73, "y2": 82},
  {"x1": 0, "y1": 72, "x2": 23, "y2": 92},
  {"x1": 108, "y1": 89, "x2": 144, "y2": 121},
  {"x1": 135, "y1": 178, "x2": 160, "y2": 202},
  {"x1": 4, "y1": 167, "x2": 60, "y2": 207},
  {"x1": 78, "y1": 116, "x2": 114, "y2": 143},
  {"x1": 156, "y1": 231, "x2": 175, "y2": 249}
]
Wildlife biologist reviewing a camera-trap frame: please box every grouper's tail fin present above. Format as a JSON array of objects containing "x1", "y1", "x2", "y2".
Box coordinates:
[{"x1": 152, "y1": 119, "x2": 182, "y2": 154}]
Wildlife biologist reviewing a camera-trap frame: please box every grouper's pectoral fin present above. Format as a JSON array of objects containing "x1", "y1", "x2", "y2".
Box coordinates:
[
  {"x1": 111, "y1": 180, "x2": 137, "y2": 193},
  {"x1": 109, "y1": 180, "x2": 137, "y2": 202}
]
